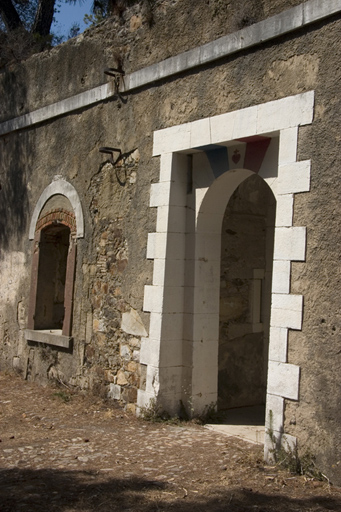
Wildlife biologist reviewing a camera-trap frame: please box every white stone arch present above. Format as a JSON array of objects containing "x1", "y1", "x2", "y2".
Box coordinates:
[
  {"x1": 29, "y1": 177, "x2": 84, "y2": 239},
  {"x1": 140, "y1": 91, "x2": 314, "y2": 455}
]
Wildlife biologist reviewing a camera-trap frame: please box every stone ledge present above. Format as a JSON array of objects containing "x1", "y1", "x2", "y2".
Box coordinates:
[{"x1": 25, "y1": 329, "x2": 72, "y2": 349}]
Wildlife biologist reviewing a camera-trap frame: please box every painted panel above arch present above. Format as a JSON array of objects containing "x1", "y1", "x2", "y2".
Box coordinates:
[{"x1": 29, "y1": 177, "x2": 84, "y2": 239}]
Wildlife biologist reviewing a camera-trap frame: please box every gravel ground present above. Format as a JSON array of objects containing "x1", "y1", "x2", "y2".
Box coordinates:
[{"x1": 1, "y1": 371, "x2": 341, "y2": 511}]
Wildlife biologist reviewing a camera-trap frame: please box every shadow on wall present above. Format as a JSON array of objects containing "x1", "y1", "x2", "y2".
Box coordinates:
[
  {"x1": 0, "y1": 468, "x2": 340, "y2": 512},
  {"x1": 0, "y1": 69, "x2": 30, "y2": 254}
]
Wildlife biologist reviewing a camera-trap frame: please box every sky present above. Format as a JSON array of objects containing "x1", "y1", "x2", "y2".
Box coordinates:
[{"x1": 52, "y1": 0, "x2": 94, "y2": 39}]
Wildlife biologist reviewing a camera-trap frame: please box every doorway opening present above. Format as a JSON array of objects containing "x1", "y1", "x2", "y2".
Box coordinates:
[{"x1": 216, "y1": 173, "x2": 276, "y2": 441}]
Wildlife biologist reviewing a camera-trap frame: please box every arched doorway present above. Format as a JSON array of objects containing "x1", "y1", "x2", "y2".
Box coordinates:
[{"x1": 218, "y1": 174, "x2": 276, "y2": 422}]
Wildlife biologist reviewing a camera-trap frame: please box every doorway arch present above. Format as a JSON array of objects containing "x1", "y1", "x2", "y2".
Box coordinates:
[
  {"x1": 218, "y1": 174, "x2": 276, "y2": 417},
  {"x1": 141, "y1": 92, "x2": 313, "y2": 456}
]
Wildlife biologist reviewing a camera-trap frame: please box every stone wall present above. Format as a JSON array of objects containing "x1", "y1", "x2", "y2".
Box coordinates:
[{"x1": 0, "y1": 0, "x2": 340, "y2": 484}]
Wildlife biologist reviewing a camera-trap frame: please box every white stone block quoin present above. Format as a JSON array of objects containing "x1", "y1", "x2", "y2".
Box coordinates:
[
  {"x1": 140, "y1": 337, "x2": 160, "y2": 366},
  {"x1": 146, "y1": 232, "x2": 167, "y2": 259},
  {"x1": 271, "y1": 293, "x2": 303, "y2": 330},
  {"x1": 272, "y1": 260, "x2": 290, "y2": 294},
  {"x1": 150, "y1": 182, "x2": 171, "y2": 207},
  {"x1": 278, "y1": 127, "x2": 298, "y2": 165},
  {"x1": 137, "y1": 390, "x2": 157, "y2": 411},
  {"x1": 145, "y1": 365, "x2": 160, "y2": 394},
  {"x1": 268, "y1": 327, "x2": 288, "y2": 362},
  {"x1": 277, "y1": 161, "x2": 311, "y2": 195},
  {"x1": 265, "y1": 394, "x2": 284, "y2": 432},
  {"x1": 143, "y1": 285, "x2": 164, "y2": 313},
  {"x1": 159, "y1": 153, "x2": 173, "y2": 182},
  {"x1": 156, "y1": 206, "x2": 170, "y2": 233},
  {"x1": 273, "y1": 227, "x2": 306, "y2": 261},
  {"x1": 153, "y1": 123, "x2": 191, "y2": 156},
  {"x1": 275, "y1": 194, "x2": 294, "y2": 227},
  {"x1": 267, "y1": 361, "x2": 300, "y2": 400}
]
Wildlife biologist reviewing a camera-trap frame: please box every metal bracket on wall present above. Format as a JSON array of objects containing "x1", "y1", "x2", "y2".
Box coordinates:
[
  {"x1": 99, "y1": 147, "x2": 122, "y2": 165},
  {"x1": 104, "y1": 68, "x2": 125, "y2": 94}
]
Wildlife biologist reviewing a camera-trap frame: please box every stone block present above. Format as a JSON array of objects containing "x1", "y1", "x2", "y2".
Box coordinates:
[
  {"x1": 146, "y1": 232, "x2": 167, "y2": 259},
  {"x1": 145, "y1": 364, "x2": 160, "y2": 394},
  {"x1": 159, "y1": 153, "x2": 173, "y2": 182},
  {"x1": 271, "y1": 260, "x2": 291, "y2": 294},
  {"x1": 267, "y1": 361, "x2": 300, "y2": 400},
  {"x1": 120, "y1": 344, "x2": 131, "y2": 360},
  {"x1": 108, "y1": 383, "x2": 121, "y2": 400},
  {"x1": 155, "y1": 206, "x2": 169, "y2": 233},
  {"x1": 210, "y1": 111, "x2": 237, "y2": 144},
  {"x1": 257, "y1": 91, "x2": 314, "y2": 134},
  {"x1": 232, "y1": 105, "x2": 258, "y2": 139},
  {"x1": 161, "y1": 313, "x2": 184, "y2": 341},
  {"x1": 277, "y1": 161, "x2": 311, "y2": 195},
  {"x1": 194, "y1": 233, "x2": 222, "y2": 263},
  {"x1": 160, "y1": 339, "x2": 184, "y2": 367},
  {"x1": 121, "y1": 308, "x2": 148, "y2": 337},
  {"x1": 278, "y1": 127, "x2": 298, "y2": 165},
  {"x1": 148, "y1": 312, "x2": 162, "y2": 339},
  {"x1": 132, "y1": 349, "x2": 140, "y2": 362},
  {"x1": 158, "y1": 366, "x2": 183, "y2": 395},
  {"x1": 268, "y1": 326, "x2": 288, "y2": 362},
  {"x1": 153, "y1": 123, "x2": 191, "y2": 156},
  {"x1": 275, "y1": 194, "x2": 294, "y2": 227},
  {"x1": 273, "y1": 227, "x2": 306, "y2": 261},
  {"x1": 168, "y1": 206, "x2": 187, "y2": 233},
  {"x1": 152, "y1": 259, "x2": 166, "y2": 286},
  {"x1": 140, "y1": 337, "x2": 160, "y2": 366},
  {"x1": 163, "y1": 286, "x2": 185, "y2": 314},
  {"x1": 116, "y1": 370, "x2": 128, "y2": 386},
  {"x1": 136, "y1": 389, "x2": 156, "y2": 412},
  {"x1": 192, "y1": 286, "x2": 220, "y2": 314},
  {"x1": 163, "y1": 259, "x2": 186, "y2": 287},
  {"x1": 271, "y1": 293, "x2": 303, "y2": 330},
  {"x1": 192, "y1": 313, "x2": 219, "y2": 342},
  {"x1": 143, "y1": 285, "x2": 164, "y2": 313},
  {"x1": 190, "y1": 118, "x2": 211, "y2": 148},
  {"x1": 150, "y1": 182, "x2": 171, "y2": 207},
  {"x1": 265, "y1": 393, "x2": 284, "y2": 433},
  {"x1": 166, "y1": 233, "x2": 186, "y2": 260},
  {"x1": 196, "y1": 212, "x2": 224, "y2": 234}
]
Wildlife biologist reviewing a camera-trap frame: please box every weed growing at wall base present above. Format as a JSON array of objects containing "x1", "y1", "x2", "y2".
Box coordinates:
[{"x1": 267, "y1": 410, "x2": 324, "y2": 480}]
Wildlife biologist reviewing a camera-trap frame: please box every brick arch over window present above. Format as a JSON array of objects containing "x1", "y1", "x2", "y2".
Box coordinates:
[{"x1": 26, "y1": 179, "x2": 83, "y2": 348}]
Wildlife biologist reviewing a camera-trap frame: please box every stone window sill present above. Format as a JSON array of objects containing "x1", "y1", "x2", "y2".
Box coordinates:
[{"x1": 25, "y1": 329, "x2": 72, "y2": 349}]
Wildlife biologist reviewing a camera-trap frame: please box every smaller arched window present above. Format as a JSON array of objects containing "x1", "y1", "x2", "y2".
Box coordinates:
[{"x1": 26, "y1": 195, "x2": 78, "y2": 348}]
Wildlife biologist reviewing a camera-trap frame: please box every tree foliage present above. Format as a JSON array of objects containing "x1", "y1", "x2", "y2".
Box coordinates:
[{"x1": 0, "y1": 0, "x2": 153, "y2": 67}]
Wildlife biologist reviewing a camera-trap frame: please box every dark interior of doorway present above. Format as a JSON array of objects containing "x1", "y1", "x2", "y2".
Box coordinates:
[
  {"x1": 216, "y1": 174, "x2": 276, "y2": 438},
  {"x1": 34, "y1": 224, "x2": 70, "y2": 330}
]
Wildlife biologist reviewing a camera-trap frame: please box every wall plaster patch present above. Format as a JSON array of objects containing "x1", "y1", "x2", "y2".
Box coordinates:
[{"x1": 140, "y1": 91, "x2": 314, "y2": 457}]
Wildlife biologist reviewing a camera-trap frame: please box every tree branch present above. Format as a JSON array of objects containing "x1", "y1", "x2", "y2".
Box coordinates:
[
  {"x1": 0, "y1": 0, "x2": 24, "y2": 31},
  {"x1": 31, "y1": 0, "x2": 55, "y2": 37}
]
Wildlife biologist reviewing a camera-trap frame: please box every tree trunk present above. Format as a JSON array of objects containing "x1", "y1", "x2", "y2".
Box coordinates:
[
  {"x1": 0, "y1": 0, "x2": 24, "y2": 31},
  {"x1": 31, "y1": 0, "x2": 55, "y2": 37}
]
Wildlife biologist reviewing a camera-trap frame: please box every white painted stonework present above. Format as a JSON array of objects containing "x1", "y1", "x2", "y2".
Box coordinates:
[
  {"x1": 139, "y1": 91, "x2": 314, "y2": 458},
  {"x1": 29, "y1": 176, "x2": 84, "y2": 239}
]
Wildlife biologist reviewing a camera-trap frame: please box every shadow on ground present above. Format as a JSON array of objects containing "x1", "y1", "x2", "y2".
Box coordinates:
[{"x1": 1, "y1": 468, "x2": 340, "y2": 512}]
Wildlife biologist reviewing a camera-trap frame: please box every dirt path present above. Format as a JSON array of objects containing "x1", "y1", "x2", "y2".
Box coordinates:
[{"x1": 0, "y1": 372, "x2": 340, "y2": 511}]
